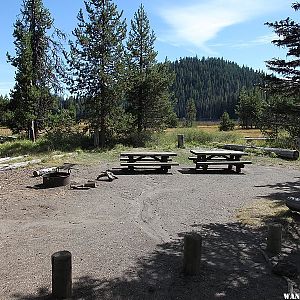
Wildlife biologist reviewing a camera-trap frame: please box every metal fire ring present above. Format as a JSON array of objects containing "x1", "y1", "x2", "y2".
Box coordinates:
[{"x1": 43, "y1": 172, "x2": 71, "y2": 188}]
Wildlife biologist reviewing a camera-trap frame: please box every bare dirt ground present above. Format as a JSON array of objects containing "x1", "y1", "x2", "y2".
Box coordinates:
[{"x1": 0, "y1": 161, "x2": 299, "y2": 299}]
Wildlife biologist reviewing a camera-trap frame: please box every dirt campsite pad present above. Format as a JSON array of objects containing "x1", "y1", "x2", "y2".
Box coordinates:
[{"x1": 0, "y1": 162, "x2": 299, "y2": 299}]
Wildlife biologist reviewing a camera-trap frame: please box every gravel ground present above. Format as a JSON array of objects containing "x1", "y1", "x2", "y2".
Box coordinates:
[{"x1": 0, "y1": 162, "x2": 299, "y2": 299}]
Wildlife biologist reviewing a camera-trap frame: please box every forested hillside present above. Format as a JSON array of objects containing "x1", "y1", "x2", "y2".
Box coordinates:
[{"x1": 170, "y1": 57, "x2": 264, "y2": 120}]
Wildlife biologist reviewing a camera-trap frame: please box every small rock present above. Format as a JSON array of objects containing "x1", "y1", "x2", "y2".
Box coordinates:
[{"x1": 272, "y1": 261, "x2": 299, "y2": 278}]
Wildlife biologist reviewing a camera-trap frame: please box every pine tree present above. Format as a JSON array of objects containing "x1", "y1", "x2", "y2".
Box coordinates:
[
  {"x1": 66, "y1": 0, "x2": 126, "y2": 147},
  {"x1": 0, "y1": 95, "x2": 10, "y2": 126},
  {"x1": 263, "y1": 2, "x2": 300, "y2": 140},
  {"x1": 236, "y1": 87, "x2": 264, "y2": 129},
  {"x1": 265, "y1": 2, "x2": 300, "y2": 97},
  {"x1": 7, "y1": 0, "x2": 65, "y2": 139},
  {"x1": 219, "y1": 111, "x2": 235, "y2": 131},
  {"x1": 126, "y1": 4, "x2": 174, "y2": 133},
  {"x1": 186, "y1": 98, "x2": 196, "y2": 127}
]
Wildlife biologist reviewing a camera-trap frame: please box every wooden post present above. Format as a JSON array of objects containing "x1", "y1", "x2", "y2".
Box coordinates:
[
  {"x1": 52, "y1": 250, "x2": 72, "y2": 299},
  {"x1": 183, "y1": 233, "x2": 202, "y2": 275},
  {"x1": 266, "y1": 224, "x2": 282, "y2": 254},
  {"x1": 178, "y1": 134, "x2": 184, "y2": 148}
]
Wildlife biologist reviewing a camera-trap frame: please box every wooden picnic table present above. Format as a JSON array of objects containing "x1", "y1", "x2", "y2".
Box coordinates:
[
  {"x1": 189, "y1": 149, "x2": 252, "y2": 173},
  {"x1": 120, "y1": 151, "x2": 179, "y2": 173}
]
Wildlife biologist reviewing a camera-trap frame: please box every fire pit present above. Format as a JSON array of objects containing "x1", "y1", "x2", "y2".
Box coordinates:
[{"x1": 43, "y1": 171, "x2": 70, "y2": 188}]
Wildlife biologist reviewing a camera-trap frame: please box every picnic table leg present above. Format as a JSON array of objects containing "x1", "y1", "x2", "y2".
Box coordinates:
[
  {"x1": 161, "y1": 167, "x2": 169, "y2": 173},
  {"x1": 128, "y1": 156, "x2": 135, "y2": 172},
  {"x1": 160, "y1": 156, "x2": 169, "y2": 173},
  {"x1": 236, "y1": 165, "x2": 242, "y2": 173},
  {"x1": 202, "y1": 165, "x2": 208, "y2": 172},
  {"x1": 228, "y1": 164, "x2": 233, "y2": 171}
]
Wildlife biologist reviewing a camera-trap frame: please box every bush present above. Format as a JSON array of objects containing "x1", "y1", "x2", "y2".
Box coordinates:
[{"x1": 219, "y1": 112, "x2": 235, "y2": 131}]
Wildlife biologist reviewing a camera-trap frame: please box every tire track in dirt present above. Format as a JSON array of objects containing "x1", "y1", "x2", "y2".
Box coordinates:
[{"x1": 135, "y1": 179, "x2": 174, "y2": 243}]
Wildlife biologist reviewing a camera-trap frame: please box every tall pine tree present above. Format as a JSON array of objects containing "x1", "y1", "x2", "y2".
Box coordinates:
[
  {"x1": 264, "y1": 2, "x2": 300, "y2": 139},
  {"x1": 126, "y1": 4, "x2": 174, "y2": 133},
  {"x1": 7, "y1": 0, "x2": 65, "y2": 139},
  {"x1": 66, "y1": 0, "x2": 126, "y2": 147},
  {"x1": 186, "y1": 98, "x2": 196, "y2": 127},
  {"x1": 236, "y1": 87, "x2": 264, "y2": 129},
  {"x1": 265, "y1": 2, "x2": 300, "y2": 97}
]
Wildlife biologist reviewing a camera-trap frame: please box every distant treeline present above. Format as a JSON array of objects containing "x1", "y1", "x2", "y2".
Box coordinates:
[{"x1": 169, "y1": 57, "x2": 264, "y2": 120}]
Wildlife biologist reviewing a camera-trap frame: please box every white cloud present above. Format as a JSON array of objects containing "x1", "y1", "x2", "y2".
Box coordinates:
[
  {"x1": 252, "y1": 33, "x2": 279, "y2": 45},
  {"x1": 158, "y1": 0, "x2": 286, "y2": 53},
  {"x1": 209, "y1": 33, "x2": 279, "y2": 49}
]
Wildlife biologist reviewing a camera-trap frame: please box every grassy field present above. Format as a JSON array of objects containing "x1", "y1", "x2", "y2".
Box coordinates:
[
  {"x1": 0, "y1": 123, "x2": 298, "y2": 167},
  {"x1": 167, "y1": 123, "x2": 263, "y2": 137}
]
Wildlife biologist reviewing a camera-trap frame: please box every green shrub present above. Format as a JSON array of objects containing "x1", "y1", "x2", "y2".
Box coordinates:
[
  {"x1": 219, "y1": 112, "x2": 235, "y2": 131},
  {"x1": 0, "y1": 132, "x2": 92, "y2": 156}
]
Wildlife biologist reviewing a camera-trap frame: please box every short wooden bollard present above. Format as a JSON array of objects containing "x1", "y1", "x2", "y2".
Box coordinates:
[
  {"x1": 52, "y1": 251, "x2": 72, "y2": 299},
  {"x1": 177, "y1": 134, "x2": 184, "y2": 148},
  {"x1": 266, "y1": 224, "x2": 282, "y2": 254},
  {"x1": 183, "y1": 233, "x2": 202, "y2": 275}
]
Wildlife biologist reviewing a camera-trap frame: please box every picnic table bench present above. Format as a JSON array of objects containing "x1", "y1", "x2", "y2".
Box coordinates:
[
  {"x1": 120, "y1": 151, "x2": 179, "y2": 173},
  {"x1": 189, "y1": 149, "x2": 252, "y2": 173}
]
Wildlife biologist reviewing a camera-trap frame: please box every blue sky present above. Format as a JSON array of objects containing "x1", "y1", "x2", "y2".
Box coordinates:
[{"x1": 0, "y1": 0, "x2": 298, "y2": 96}]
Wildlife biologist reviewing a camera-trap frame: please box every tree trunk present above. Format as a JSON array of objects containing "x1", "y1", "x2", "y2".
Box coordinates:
[
  {"x1": 28, "y1": 120, "x2": 37, "y2": 142},
  {"x1": 99, "y1": 130, "x2": 105, "y2": 148},
  {"x1": 99, "y1": 116, "x2": 106, "y2": 148},
  {"x1": 93, "y1": 128, "x2": 100, "y2": 148}
]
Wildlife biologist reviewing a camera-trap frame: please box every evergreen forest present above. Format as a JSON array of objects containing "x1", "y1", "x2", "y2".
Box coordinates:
[{"x1": 170, "y1": 57, "x2": 264, "y2": 120}]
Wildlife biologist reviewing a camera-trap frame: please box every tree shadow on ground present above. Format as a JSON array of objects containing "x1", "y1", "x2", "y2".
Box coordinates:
[
  {"x1": 110, "y1": 168, "x2": 174, "y2": 176},
  {"x1": 177, "y1": 167, "x2": 243, "y2": 175},
  {"x1": 256, "y1": 177, "x2": 300, "y2": 201},
  {"x1": 13, "y1": 221, "x2": 298, "y2": 300}
]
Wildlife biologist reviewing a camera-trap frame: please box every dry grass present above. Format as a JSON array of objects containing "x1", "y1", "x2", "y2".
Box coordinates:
[
  {"x1": 236, "y1": 199, "x2": 293, "y2": 227},
  {"x1": 167, "y1": 123, "x2": 263, "y2": 138},
  {"x1": 0, "y1": 127, "x2": 12, "y2": 136},
  {"x1": 234, "y1": 127, "x2": 263, "y2": 138},
  {"x1": 196, "y1": 124, "x2": 219, "y2": 132}
]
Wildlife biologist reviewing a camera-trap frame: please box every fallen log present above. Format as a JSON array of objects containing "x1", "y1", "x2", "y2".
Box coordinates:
[
  {"x1": 223, "y1": 144, "x2": 299, "y2": 160},
  {"x1": 0, "y1": 155, "x2": 27, "y2": 163},
  {"x1": 70, "y1": 180, "x2": 97, "y2": 189},
  {"x1": 0, "y1": 159, "x2": 41, "y2": 171},
  {"x1": 33, "y1": 163, "x2": 76, "y2": 177},
  {"x1": 257, "y1": 147, "x2": 299, "y2": 160},
  {"x1": 97, "y1": 170, "x2": 118, "y2": 182},
  {"x1": 223, "y1": 144, "x2": 248, "y2": 151},
  {"x1": 33, "y1": 167, "x2": 57, "y2": 177}
]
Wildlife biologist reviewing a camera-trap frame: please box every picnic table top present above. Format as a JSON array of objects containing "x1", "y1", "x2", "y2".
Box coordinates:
[
  {"x1": 190, "y1": 149, "x2": 247, "y2": 156},
  {"x1": 120, "y1": 151, "x2": 177, "y2": 157}
]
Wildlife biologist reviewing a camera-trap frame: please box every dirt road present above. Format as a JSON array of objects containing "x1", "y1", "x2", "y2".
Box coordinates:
[{"x1": 0, "y1": 163, "x2": 299, "y2": 299}]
